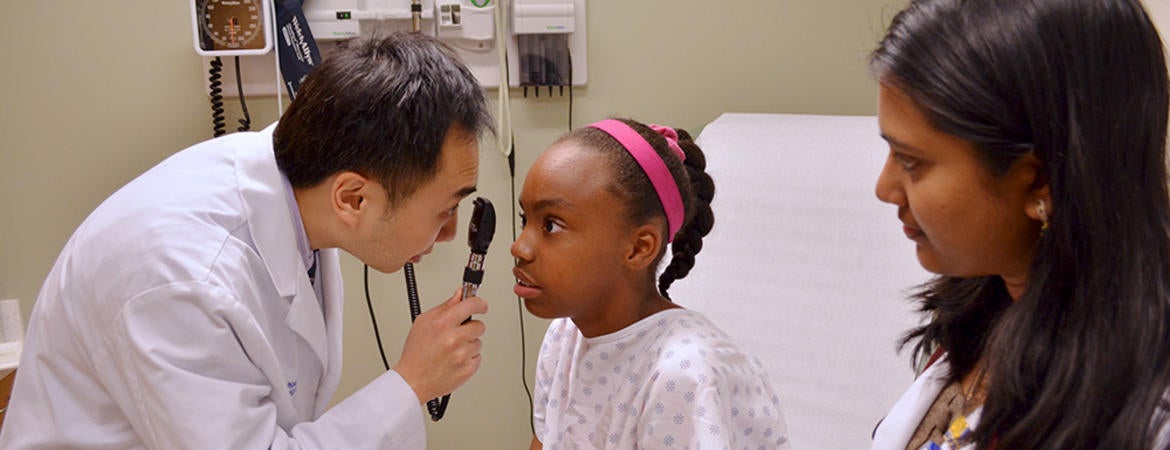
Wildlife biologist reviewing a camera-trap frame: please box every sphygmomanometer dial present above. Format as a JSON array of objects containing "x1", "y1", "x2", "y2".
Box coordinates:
[{"x1": 197, "y1": 0, "x2": 266, "y2": 52}]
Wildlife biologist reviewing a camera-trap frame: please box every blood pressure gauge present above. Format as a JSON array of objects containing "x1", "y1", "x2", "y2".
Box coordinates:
[{"x1": 191, "y1": 0, "x2": 273, "y2": 56}]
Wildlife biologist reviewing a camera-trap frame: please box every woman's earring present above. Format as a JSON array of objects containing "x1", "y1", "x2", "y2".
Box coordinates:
[{"x1": 1036, "y1": 199, "x2": 1050, "y2": 235}]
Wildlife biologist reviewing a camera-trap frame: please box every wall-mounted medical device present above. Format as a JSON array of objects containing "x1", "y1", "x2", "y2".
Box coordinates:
[
  {"x1": 192, "y1": 0, "x2": 274, "y2": 136},
  {"x1": 191, "y1": 0, "x2": 274, "y2": 56},
  {"x1": 303, "y1": 0, "x2": 587, "y2": 89},
  {"x1": 512, "y1": 0, "x2": 574, "y2": 93},
  {"x1": 302, "y1": 0, "x2": 498, "y2": 42},
  {"x1": 194, "y1": 0, "x2": 586, "y2": 96}
]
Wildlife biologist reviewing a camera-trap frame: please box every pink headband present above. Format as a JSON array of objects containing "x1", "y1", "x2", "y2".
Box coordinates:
[{"x1": 588, "y1": 119, "x2": 686, "y2": 242}]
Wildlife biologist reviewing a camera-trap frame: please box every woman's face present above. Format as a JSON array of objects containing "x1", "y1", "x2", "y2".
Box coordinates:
[
  {"x1": 511, "y1": 141, "x2": 635, "y2": 327},
  {"x1": 875, "y1": 84, "x2": 1044, "y2": 285}
]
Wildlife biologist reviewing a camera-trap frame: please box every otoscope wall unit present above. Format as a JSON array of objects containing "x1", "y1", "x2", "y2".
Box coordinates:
[{"x1": 197, "y1": 0, "x2": 587, "y2": 97}]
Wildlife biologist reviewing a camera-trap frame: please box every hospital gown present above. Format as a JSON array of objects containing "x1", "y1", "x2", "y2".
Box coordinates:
[{"x1": 533, "y1": 308, "x2": 792, "y2": 450}]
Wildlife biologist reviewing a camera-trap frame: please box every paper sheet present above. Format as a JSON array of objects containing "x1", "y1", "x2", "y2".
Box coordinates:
[{"x1": 668, "y1": 113, "x2": 932, "y2": 450}]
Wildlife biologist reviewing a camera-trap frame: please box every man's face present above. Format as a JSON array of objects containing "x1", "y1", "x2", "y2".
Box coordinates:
[{"x1": 350, "y1": 127, "x2": 479, "y2": 273}]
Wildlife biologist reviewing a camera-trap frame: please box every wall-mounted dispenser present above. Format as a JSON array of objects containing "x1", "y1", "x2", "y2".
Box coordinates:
[{"x1": 512, "y1": 0, "x2": 573, "y2": 94}]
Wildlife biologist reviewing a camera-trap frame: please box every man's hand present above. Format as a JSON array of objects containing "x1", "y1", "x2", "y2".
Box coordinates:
[{"x1": 394, "y1": 288, "x2": 488, "y2": 404}]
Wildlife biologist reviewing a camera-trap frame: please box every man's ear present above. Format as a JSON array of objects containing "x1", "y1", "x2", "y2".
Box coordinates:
[
  {"x1": 625, "y1": 223, "x2": 665, "y2": 272},
  {"x1": 332, "y1": 171, "x2": 371, "y2": 229}
]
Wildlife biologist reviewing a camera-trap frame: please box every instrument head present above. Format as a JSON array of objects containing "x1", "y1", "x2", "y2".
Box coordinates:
[{"x1": 468, "y1": 197, "x2": 496, "y2": 254}]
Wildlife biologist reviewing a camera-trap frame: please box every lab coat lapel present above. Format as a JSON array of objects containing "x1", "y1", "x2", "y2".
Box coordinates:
[
  {"x1": 314, "y1": 248, "x2": 345, "y2": 416},
  {"x1": 287, "y1": 277, "x2": 329, "y2": 370},
  {"x1": 236, "y1": 124, "x2": 329, "y2": 369}
]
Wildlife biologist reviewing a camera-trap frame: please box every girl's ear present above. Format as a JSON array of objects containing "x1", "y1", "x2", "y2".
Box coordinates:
[{"x1": 625, "y1": 223, "x2": 665, "y2": 271}]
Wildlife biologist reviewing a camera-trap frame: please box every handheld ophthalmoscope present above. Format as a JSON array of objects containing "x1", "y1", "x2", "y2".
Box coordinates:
[
  {"x1": 421, "y1": 196, "x2": 496, "y2": 421},
  {"x1": 461, "y1": 197, "x2": 496, "y2": 300}
]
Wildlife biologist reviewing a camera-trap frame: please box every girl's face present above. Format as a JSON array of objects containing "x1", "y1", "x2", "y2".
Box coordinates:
[
  {"x1": 875, "y1": 84, "x2": 1044, "y2": 289},
  {"x1": 512, "y1": 141, "x2": 639, "y2": 332}
]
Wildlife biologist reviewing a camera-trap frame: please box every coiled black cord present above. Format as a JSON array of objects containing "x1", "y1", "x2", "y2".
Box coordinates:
[
  {"x1": 208, "y1": 57, "x2": 227, "y2": 137},
  {"x1": 208, "y1": 56, "x2": 252, "y2": 137},
  {"x1": 404, "y1": 263, "x2": 450, "y2": 421},
  {"x1": 366, "y1": 262, "x2": 447, "y2": 420},
  {"x1": 404, "y1": 263, "x2": 422, "y2": 320}
]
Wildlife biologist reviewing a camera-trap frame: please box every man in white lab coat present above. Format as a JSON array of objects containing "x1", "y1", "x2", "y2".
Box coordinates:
[{"x1": 0, "y1": 32, "x2": 491, "y2": 449}]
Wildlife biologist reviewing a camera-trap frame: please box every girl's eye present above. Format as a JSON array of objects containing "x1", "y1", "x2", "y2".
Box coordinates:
[
  {"x1": 519, "y1": 212, "x2": 527, "y2": 227},
  {"x1": 543, "y1": 220, "x2": 563, "y2": 233}
]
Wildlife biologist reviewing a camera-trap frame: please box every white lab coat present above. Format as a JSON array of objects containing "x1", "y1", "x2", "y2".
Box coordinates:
[
  {"x1": 0, "y1": 125, "x2": 426, "y2": 449},
  {"x1": 870, "y1": 354, "x2": 975, "y2": 450}
]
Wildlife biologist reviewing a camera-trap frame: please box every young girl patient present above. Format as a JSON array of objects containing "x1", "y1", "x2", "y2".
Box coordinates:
[{"x1": 513, "y1": 118, "x2": 791, "y2": 449}]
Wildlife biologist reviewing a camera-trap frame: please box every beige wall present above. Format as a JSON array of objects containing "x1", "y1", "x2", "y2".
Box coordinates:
[
  {"x1": 0, "y1": 1, "x2": 903, "y2": 448},
  {"x1": 1149, "y1": 0, "x2": 1170, "y2": 39}
]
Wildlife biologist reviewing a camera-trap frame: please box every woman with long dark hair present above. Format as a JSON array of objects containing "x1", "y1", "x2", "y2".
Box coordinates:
[{"x1": 868, "y1": 0, "x2": 1170, "y2": 448}]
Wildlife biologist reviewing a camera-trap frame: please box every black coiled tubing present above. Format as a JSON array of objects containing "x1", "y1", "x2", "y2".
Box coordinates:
[
  {"x1": 208, "y1": 57, "x2": 227, "y2": 137},
  {"x1": 404, "y1": 263, "x2": 422, "y2": 320},
  {"x1": 401, "y1": 263, "x2": 448, "y2": 420},
  {"x1": 207, "y1": 56, "x2": 251, "y2": 138}
]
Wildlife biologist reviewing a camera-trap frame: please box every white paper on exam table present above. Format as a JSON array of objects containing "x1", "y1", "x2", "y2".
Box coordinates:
[{"x1": 669, "y1": 113, "x2": 931, "y2": 450}]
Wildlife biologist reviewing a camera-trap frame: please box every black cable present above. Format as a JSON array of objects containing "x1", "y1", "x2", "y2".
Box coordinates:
[
  {"x1": 566, "y1": 42, "x2": 573, "y2": 131},
  {"x1": 500, "y1": 32, "x2": 537, "y2": 435},
  {"x1": 509, "y1": 145, "x2": 536, "y2": 436},
  {"x1": 364, "y1": 264, "x2": 391, "y2": 371},
  {"x1": 208, "y1": 57, "x2": 227, "y2": 137},
  {"x1": 234, "y1": 56, "x2": 252, "y2": 132}
]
